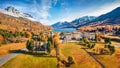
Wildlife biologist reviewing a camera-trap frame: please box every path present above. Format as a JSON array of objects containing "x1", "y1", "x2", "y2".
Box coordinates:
[
  {"x1": 0, "y1": 48, "x2": 26, "y2": 66},
  {"x1": 83, "y1": 49, "x2": 105, "y2": 68}
]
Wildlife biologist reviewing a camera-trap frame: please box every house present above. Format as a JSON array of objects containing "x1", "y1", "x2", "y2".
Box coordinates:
[
  {"x1": 63, "y1": 32, "x2": 95, "y2": 42},
  {"x1": 33, "y1": 41, "x2": 48, "y2": 53}
]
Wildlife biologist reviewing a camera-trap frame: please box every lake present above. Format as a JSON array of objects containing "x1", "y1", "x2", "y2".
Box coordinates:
[{"x1": 53, "y1": 28, "x2": 77, "y2": 32}]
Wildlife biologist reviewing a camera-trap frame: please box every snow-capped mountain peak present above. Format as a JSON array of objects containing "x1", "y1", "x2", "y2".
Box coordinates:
[{"x1": 0, "y1": 6, "x2": 36, "y2": 21}]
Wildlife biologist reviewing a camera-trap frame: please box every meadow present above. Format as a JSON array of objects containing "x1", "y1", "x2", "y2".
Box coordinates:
[
  {"x1": 60, "y1": 42, "x2": 101, "y2": 68},
  {"x1": 0, "y1": 42, "x2": 26, "y2": 56},
  {"x1": 0, "y1": 53, "x2": 57, "y2": 68},
  {"x1": 93, "y1": 43, "x2": 120, "y2": 68},
  {"x1": 85, "y1": 40, "x2": 120, "y2": 68}
]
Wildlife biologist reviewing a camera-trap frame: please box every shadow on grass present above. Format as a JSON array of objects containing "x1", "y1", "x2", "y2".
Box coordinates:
[
  {"x1": 93, "y1": 53, "x2": 110, "y2": 55},
  {"x1": 8, "y1": 49, "x2": 56, "y2": 58},
  {"x1": 81, "y1": 47, "x2": 89, "y2": 49}
]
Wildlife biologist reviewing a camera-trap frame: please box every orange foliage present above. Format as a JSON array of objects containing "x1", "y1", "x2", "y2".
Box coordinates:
[
  {"x1": 0, "y1": 35, "x2": 4, "y2": 42},
  {"x1": 25, "y1": 32, "x2": 32, "y2": 38},
  {"x1": 54, "y1": 33, "x2": 60, "y2": 45},
  {"x1": 0, "y1": 42, "x2": 26, "y2": 56},
  {"x1": 0, "y1": 12, "x2": 52, "y2": 32},
  {"x1": 40, "y1": 34, "x2": 48, "y2": 42}
]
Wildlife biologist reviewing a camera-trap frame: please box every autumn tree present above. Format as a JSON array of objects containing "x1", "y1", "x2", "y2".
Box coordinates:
[
  {"x1": 47, "y1": 41, "x2": 52, "y2": 54},
  {"x1": 82, "y1": 37, "x2": 89, "y2": 43},
  {"x1": 26, "y1": 40, "x2": 34, "y2": 52},
  {"x1": 25, "y1": 32, "x2": 32, "y2": 38},
  {"x1": 53, "y1": 33, "x2": 61, "y2": 68},
  {"x1": 48, "y1": 36, "x2": 54, "y2": 48},
  {"x1": 0, "y1": 35, "x2": 4, "y2": 46},
  {"x1": 13, "y1": 31, "x2": 20, "y2": 37},
  {"x1": 95, "y1": 32, "x2": 102, "y2": 42},
  {"x1": 108, "y1": 45, "x2": 115, "y2": 55},
  {"x1": 53, "y1": 33, "x2": 60, "y2": 56},
  {"x1": 67, "y1": 56, "x2": 75, "y2": 66},
  {"x1": 104, "y1": 38, "x2": 111, "y2": 44},
  {"x1": 40, "y1": 34, "x2": 47, "y2": 42}
]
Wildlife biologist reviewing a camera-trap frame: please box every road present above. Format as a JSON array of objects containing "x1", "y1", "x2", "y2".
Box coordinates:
[
  {"x1": 83, "y1": 49, "x2": 105, "y2": 68},
  {"x1": 0, "y1": 48, "x2": 26, "y2": 66}
]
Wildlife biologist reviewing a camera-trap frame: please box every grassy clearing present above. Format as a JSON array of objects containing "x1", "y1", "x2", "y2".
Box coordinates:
[
  {"x1": 0, "y1": 42, "x2": 26, "y2": 56},
  {"x1": 60, "y1": 42, "x2": 101, "y2": 68},
  {"x1": 94, "y1": 46, "x2": 120, "y2": 68},
  {"x1": 88, "y1": 41, "x2": 120, "y2": 68},
  {"x1": 0, "y1": 53, "x2": 57, "y2": 68}
]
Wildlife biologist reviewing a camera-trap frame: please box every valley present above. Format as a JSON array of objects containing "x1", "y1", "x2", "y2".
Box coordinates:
[{"x1": 0, "y1": 0, "x2": 120, "y2": 68}]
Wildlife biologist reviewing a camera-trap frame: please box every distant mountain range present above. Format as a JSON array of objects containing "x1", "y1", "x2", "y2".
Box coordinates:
[
  {"x1": 87, "y1": 7, "x2": 120, "y2": 25},
  {"x1": 52, "y1": 16, "x2": 96, "y2": 28},
  {"x1": 52, "y1": 7, "x2": 120, "y2": 30}
]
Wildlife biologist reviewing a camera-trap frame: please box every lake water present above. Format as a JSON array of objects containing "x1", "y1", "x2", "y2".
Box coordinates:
[{"x1": 53, "y1": 28, "x2": 77, "y2": 32}]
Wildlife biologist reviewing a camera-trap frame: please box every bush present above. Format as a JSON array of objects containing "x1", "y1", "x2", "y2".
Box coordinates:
[
  {"x1": 87, "y1": 43, "x2": 95, "y2": 49},
  {"x1": 82, "y1": 37, "x2": 89, "y2": 43},
  {"x1": 104, "y1": 38, "x2": 111, "y2": 44},
  {"x1": 108, "y1": 45, "x2": 115, "y2": 55},
  {"x1": 104, "y1": 44, "x2": 115, "y2": 55},
  {"x1": 68, "y1": 56, "x2": 74, "y2": 64},
  {"x1": 61, "y1": 56, "x2": 75, "y2": 67},
  {"x1": 15, "y1": 40, "x2": 20, "y2": 43}
]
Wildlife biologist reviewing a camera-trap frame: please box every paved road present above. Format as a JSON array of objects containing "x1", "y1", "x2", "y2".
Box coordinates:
[
  {"x1": 83, "y1": 49, "x2": 105, "y2": 68},
  {"x1": 0, "y1": 48, "x2": 26, "y2": 66}
]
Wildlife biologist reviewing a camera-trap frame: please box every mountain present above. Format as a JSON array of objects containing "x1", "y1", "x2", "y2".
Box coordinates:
[
  {"x1": 1, "y1": 6, "x2": 35, "y2": 21},
  {"x1": 0, "y1": 7, "x2": 52, "y2": 32},
  {"x1": 93, "y1": 7, "x2": 120, "y2": 22},
  {"x1": 71, "y1": 16, "x2": 96, "y2": 28},
  {"x1": 52, "y1": 21, "x2": 75, "y2": 28},
  {"x1": 77, "y1": 7, "x2": 120, "y2": 31},
  {"x1": 52, "y1": 16, "x2": 96, "y2": 28}
]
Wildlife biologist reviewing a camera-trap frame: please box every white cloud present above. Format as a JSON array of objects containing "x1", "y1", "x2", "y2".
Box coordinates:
[
  {"x1": 31, "y1": 0, "x2": 58, "y2": 25},
  {"x1": 31, "y1": 0, "x2": 53, "y2": 25}
]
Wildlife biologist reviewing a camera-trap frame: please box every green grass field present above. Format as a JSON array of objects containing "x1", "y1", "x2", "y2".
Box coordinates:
[
  {"x1": 0, "y1": 54, "x2": 57, "y2": 68},
  {"x1": 60, "y1": 42, "x2": 101, "y2": 68}
]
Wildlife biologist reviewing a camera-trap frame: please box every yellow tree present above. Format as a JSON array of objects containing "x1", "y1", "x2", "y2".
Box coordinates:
[
  {"x1": 83, "y1": 38, "x2": 89, "y2": 43},
  {"x1": 53, "y1": 33, "x2": 60, "y2": 56},
  {"x1": 53, "y1": 33, "x2": 61, "y2": 68},
  {"x1": 40, "y1": 33, "x2": 48, "y2": 42}
]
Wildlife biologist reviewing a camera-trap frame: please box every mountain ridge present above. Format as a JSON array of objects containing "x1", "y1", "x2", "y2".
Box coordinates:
[
  {"x1": 52, "y1": 16, "x2": 96, "y2": 28},
  {"x1": 52, "y1": 7, "x2": 120, "y2": 32}
]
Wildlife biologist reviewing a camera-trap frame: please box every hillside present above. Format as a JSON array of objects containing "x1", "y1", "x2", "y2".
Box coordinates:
[
  {"x1": 0, "y1": 7, "x2": 52, "y2": 33},
  {"x1": 0, "y1": 6, "x2": 51, "y2": 32},
  {"x1": 77, "y1": 7, "x2": 120, "y2": 32}
]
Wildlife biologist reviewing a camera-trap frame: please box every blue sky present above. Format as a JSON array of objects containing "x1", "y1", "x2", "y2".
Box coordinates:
[{"x1": 0, "y1": 0, "x2": 120, "y2": 25}]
